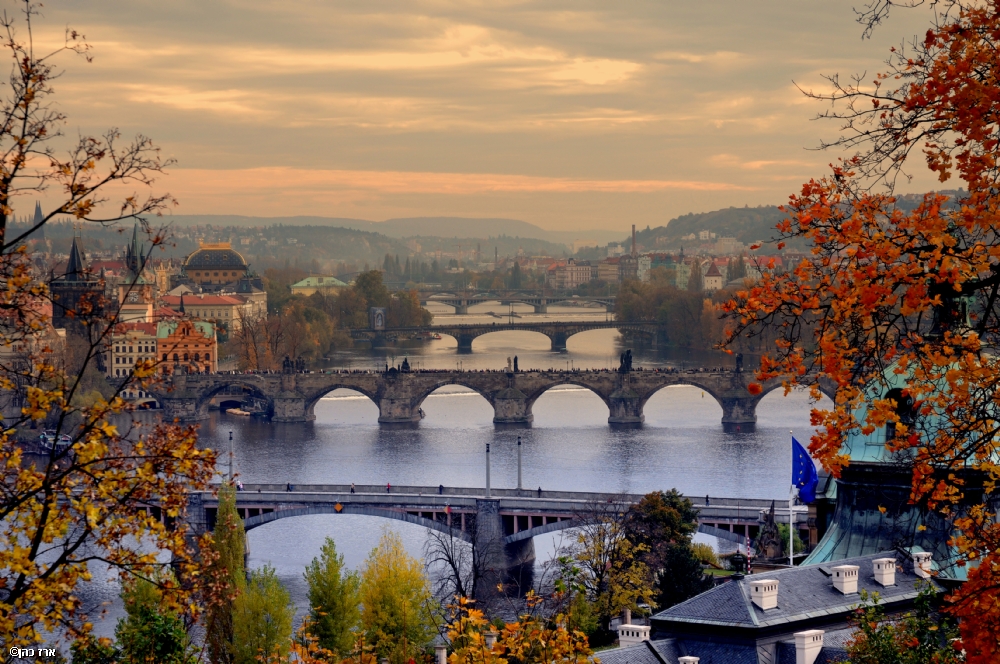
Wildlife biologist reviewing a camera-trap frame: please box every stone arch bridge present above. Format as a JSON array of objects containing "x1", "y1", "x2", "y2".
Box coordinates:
[
  {"x1": 417, "y1": 290, "x2": 616, "y2": 314},
  {"x1": 181, "y1": 485, "x2": 794, "y2": 595},
  {"x1": 152, "y1": 369, "x2": 835, "y2": 432},
  {"x1": 352, "y1": 320, "x2": 658, "y2": 352}
]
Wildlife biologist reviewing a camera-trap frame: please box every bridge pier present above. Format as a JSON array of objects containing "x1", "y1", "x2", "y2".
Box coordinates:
[
  {"x1": 504, "y1": 537, "x2": 536, "y2": 592},
  {"x1": 454, "y1": 302, "x2": 469, "y2": 315},
  {"x1": 493, "y1": 384, "x2": 533, "y2": 425},
  {"x1": 549, "y1": 332, "x2": 568, "y2": 352},
  {"x1": 608, "y1": 376, "x2": 644, "y2": 427},
  {"x1": 533, "y1": 304, "x2": 548, "y2": 314},
  {"x1": 377, "y1": 397, "x2": 423, "y2": 424},
  {"x1": 161, "y1": 396, "x2": 208, "y2": 423},
  {"x1": 272, "y1": 394, "x2": 314, "y2": 422},
  {"x1": 456, "y1": 334, "x2": 476, "y2": 352},
  {"x1": 720, "y1": 396, "x2": 758, "y2": 433}
]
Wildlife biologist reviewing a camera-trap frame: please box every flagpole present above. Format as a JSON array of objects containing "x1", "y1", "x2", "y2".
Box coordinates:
[{"x1": 789, "y1": 429, "x2": 794, "y2": 567}]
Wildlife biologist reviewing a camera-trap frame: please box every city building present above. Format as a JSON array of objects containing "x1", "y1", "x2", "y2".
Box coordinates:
[
  {"x1": 181, "y1": 241, "x2": 251, "y2": 287},
  {"x1": 597, "y1": 257, "x2": 621, "y2": 283},
  {"x1": 106, "y1": 322, "x2": 158, "y2": 385},
  {"x1": 49, "y1": 236, "x2": 105, "y2": 335},
  {"x1": 703, "y1": 262, "x2": 724, "y2": 291},
  {"x1": 290, "y1": 275, "x2": 348, "y2": 297},
  {"x1": 637, "y1": 255, "x2": 651, "y2": 282},
  {"x1": 547, "y1": 259, "x2": 593, "y2": 290},
  {"x1": 157, "y1": 318, "x2": 217, "y2": 375},
  {"x1": 117, "y1": 224, "x2": 156, "y2": 323},
  {"x1": 602, "y1": 551, "x2": 940, "y2": 664},
  {"x1": 161, "y1": 293, "x2": 258, "y2": 333}
]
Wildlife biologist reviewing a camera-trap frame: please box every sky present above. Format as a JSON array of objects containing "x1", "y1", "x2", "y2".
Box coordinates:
[{"x1": 24, "y1": 1, "x2": 937, "y2": 233}]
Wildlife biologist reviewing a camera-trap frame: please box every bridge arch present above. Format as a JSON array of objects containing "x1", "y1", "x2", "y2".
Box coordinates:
[
  {"x1": 302, "y1": 384, "x2": 381, "y2": 421},
  {"x1": 184, "y1": 379, "x2": 277, "y2": 419},
  {"x1": 638, "y1": 378, "x2": 726, "y2": 412},
  {"x1": 243, "y1": 505, "x2": 472, "y2": 541},
  {"x1": 412, "y1": 380, "x2": 497, "y2": 416},
  {"x1": 524, "y1": 379, "x2": 612, "y2": 412}
]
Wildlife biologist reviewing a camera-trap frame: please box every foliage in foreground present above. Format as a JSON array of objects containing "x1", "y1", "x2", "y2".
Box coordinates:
[{"x1": 721, "y1": 2, "x2": 1000, "y2": 659}]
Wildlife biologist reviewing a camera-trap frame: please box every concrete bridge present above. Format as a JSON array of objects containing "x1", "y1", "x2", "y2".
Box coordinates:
[
  {"x1": 417, "y1": 290, "x2": 616, "y2": 314},
  {"x1": 152, "y1": 369, "x2": 833, "y2": 431},
  {"x1": 352, "y1": 320, "x2": 658, "y2": 352},
  {"x1": 181, "y1": 484, "x2": 803, "y2": 591}
]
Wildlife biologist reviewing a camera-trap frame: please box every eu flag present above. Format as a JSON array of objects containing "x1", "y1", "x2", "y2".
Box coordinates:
[{"x1": 792, "y1": 437, "x2": 818, "y2": 503}]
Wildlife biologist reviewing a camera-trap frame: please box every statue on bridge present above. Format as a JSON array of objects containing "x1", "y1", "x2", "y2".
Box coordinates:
[
  {"x1": 513, "y1": 355, "x2": 518, "y2": 373},
  {"x1": 282, "y1": 355, "x2": 293, "y2": 373},
  {"x1": 507, "y1": 356, "x2": 513, "y2": 372},
  {"x1": 401, "y1": 357, "x2": 411, "y2": 372},
  {"x1": 618, "y1": 349, "x2": 633, "y2": 374}
]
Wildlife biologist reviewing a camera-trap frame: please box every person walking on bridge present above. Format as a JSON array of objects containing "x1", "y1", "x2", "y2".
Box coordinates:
[
  {"x1": 386, "y1": 482, "x2": 391, "y2": 493},
  {"x1": 351, "y1": 483, "x2": 356, "y2": 494}
]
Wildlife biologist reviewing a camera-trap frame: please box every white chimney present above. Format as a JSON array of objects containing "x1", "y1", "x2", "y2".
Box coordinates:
[
  {"x1": 913, "y1": 552, "x2": 933, "y2": 579},
  {"x1": 873, "y1": 558, "x2": 897, "y2": 586},
  {"x1": 617, "y1": 623, "x2": 650, "y2": 648},
  {"x1": 484, "y1": 632, "x2": 497, "y2": 649},
  {"x1": 435, "y1": 645, "x2": 447, "y2": 664},
  {"x1": 794, "y1": 629, "x2": 824, "y2": 664},
  {"x1": 832, "y1": 565, "x2": 859, "y2": 594},
  {"x1": 750, "y1": 579, "x2": 779, "y2": 610},
  {"x1": 678, "y1": 658, "x2": 700, "y2": 664}
]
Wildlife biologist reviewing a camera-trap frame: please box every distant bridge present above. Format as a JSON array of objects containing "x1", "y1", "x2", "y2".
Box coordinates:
[
  {"x1": 180, "y1": 485, "x2": 803, "y2": 593},
  {"x1": 152, "y1": 368, "x2": 835, "y2": 431},
  {"x1": 414, "y1": 290, "x2": 616, "y2": 314},
  {"x1": 351, "y1": 320, "x2": 657, "y2": 352}
]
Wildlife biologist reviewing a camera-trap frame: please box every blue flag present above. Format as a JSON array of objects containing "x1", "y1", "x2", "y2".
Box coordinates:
[{"x1": 792, "y1": 437, "x2": 818, "y2": 503}]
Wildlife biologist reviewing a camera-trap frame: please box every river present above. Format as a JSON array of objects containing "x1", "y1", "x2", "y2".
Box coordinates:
[{"x1": 82, "y1": 303, "x2": 827, "y2": 636}]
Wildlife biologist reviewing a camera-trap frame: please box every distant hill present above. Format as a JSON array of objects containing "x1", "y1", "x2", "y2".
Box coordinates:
[
  {"x1": 162, "y1": 214, "x2": 624, "y2": 246},
  {"x1": 631, "y1": 205, "x2": 791, "y2": 252}
]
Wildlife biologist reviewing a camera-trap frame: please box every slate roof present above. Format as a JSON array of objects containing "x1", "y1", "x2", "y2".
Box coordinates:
[
  {"x1": 596, "y1": 638, "x2": 755, "y2": 664},
  {"x1": 652, "y1": 551, "x2": 938, "y2": 630},
  {"x1": 776, "y1": 627, "x2": 853, "y2": 664}
]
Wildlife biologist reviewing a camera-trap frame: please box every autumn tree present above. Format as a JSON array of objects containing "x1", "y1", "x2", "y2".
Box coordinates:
[
  {"x1": 232, "y1": 565, "x2": 294, "y2": 664},
  {"x1": 114, "y1": 577, "x2": 199, "y2": 664},
  {"x1": 566, "y1": 497, "x2": 654, "y2": 638},
  {"x1": 302, "y1": 537, "x2": 361, "y2": 656},
  {"x1": 205, "y1": 484, "x2": 246, "y2": 664},
  {"x1": 358, "y1": 530, "x2": 436, "y2": 663},
  {"x1": 721, "y1": 2, "x2": 1000, "y2": 659},
  {"x1": 0, "y1": 2, "x2": 216, "y2": 648}
]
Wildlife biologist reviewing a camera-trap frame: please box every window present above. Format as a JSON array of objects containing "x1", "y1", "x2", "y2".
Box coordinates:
[
  {"x1": 194, "y1": 353, "x2": 200, "y2": 362},
  {"x1": 205, "y1": 352, "x2": 211, "y2": 362},
  {"x1": 115, "y1": 369, "x2": 120, "y2": 376},
  {"x1": 184, "y1": 353, "x2": 189, "y2": 361},
  {"x1": 129, "y1": 346, "x2": 133, "y2": 353},
  {"x1": 173, "y1": 353, "x2": 179, "y2": 362},
  {"x1": 163, "y1": 353, "x2": 167, "y2": 361}
]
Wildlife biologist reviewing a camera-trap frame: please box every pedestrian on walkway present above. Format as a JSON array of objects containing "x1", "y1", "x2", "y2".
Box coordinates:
[
  {"x1": 286, "y1": 482, "x2": 293, "y2": 492},
  {"x1": 387, "y1": 482, "x2": 391, "y2": 493},
  {"x1": 351, "y1": 483, "x2": 356, "y2": 494},
  {"x1": 537, "y1": 486, "x2": 542, "y2": 497},
  {"x1": 439, "y1": 484, "x2": 444, "y2": 495}
]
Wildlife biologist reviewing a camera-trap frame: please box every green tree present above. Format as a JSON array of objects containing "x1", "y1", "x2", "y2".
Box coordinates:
[
  {"x1": 359, "y1": 530, "x2": 436, "y2": 662},
  {"x1": 232, "y1": 565, "x2": 294, "y2": 664},
  {"x1": 624, "y1": 491, "x2": 710, "y2": 610},
  {"x1": 115, "y1": 577, "x2": 197, "y2": 664},
  {"x1": 354, "y1": 270, "x2": 390, "y2": 309},
  {"x1": 303, "y1": 538, "x2": 361, "y2": 655},
  {"x1": 205, "y1": 484, "x2": 246, "y2": 664},
  {"x1": 686, "y1": 260, "x2": 703, "y2": 292},
  {"x1": 509, "y1": 262, "x2": 522, "y2": 289}
]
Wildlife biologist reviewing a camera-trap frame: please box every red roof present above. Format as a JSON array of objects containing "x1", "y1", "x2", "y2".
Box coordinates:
[
  {"x1": 154, "y1": 306, "x2": 182, "y2": 320},
  {"x1": 162, "y1": 294, "x2": 244, "y2": 307},
  {"x1": 114, "y1": 321, "x2": 158, "y2": 335},
  {"x1": 705, "y1": 262, "x2": 723, "y2": 277}
]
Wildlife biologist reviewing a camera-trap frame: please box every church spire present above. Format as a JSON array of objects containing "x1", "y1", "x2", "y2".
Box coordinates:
[
  {"x1": 126, "y1": 222, "x2": 144, "y2": 276},
  {"x1": 32, "y1": 201, "x2": 43, "y2": 226},
  {"x1": 65, "y1": 236, "x2": 86, "y2": 281},
  {"x1": 178, "y1": 293, "x2": 185, "y2": 314}
]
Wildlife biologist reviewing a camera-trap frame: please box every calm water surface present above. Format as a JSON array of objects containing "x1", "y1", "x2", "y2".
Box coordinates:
[{"x1": 84, "y1": 305, "x2": 827, "y2": 635}]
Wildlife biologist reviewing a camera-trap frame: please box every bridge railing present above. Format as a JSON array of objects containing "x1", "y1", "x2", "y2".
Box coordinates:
[{"x1": 205, "y1": 483, "x2": 777, "y2": 509}]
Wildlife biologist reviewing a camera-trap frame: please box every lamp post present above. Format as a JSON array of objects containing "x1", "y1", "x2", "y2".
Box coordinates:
[
  {"x1": 228, "y1": 431, "x2": 234, "y2": 482},
  {"x1": 485, "y1": 442, "x2": 491, "y2": 498},
  {"x1": 517, "y1": 436, "x2": 523, "y2": 490}
]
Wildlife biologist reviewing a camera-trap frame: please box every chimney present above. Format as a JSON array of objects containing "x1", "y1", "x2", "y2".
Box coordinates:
[
  {"x1": 750, "y1": 579, "x2": 779, "y2": 610},
  {"x1": 617, "y1": 623, "x2": 650, "y2": 648},
  {"x1": 794, "y1": 629, "x2": 824, "y2": 664},
  {"x1": 623, "y1": 608, "x2": 631, "y2": 625},
  {"x1": 831, "y1": 565, "x2": 859, "y2": 594},
  {"x1": 873, "y1": 558, "x2": 897, "y2": 586},
  {"x1": 484, "y1": 632, "x2": 497, "y2": 649},
  {"x1": 631, "y1": 224, "x2": 637, "y2": 257},
  {"x1": 678, "y1": 658, "x2": 700, "y2": 664},
  {"x1": 435, "y1": 645, "x2": 447, "y2": 664},
  {"x1": 912, "y1": 552, "x2": 933, "y2": 579}
]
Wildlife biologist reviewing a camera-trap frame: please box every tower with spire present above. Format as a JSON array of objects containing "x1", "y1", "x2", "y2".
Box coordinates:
[{"x1": 50, "y1": 232, "x2": 103, "y2": 335}]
